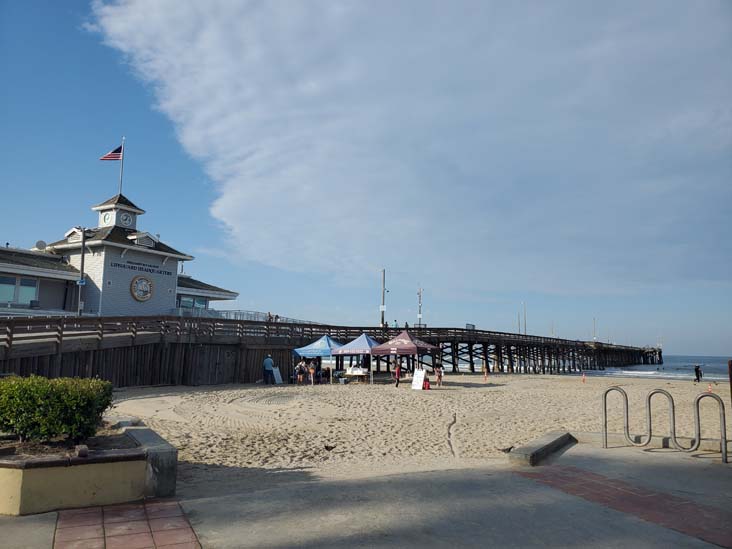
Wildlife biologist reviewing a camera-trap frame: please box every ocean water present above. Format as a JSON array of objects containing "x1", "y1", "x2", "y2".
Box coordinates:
[
  {"x1": 331, "y1": 354, "x2": 731, "y2": 383},
  {"x1": 598, "y1": 355, "x2": 731, "y2": 382}
]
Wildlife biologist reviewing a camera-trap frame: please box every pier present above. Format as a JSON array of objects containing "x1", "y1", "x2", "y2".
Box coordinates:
[{"x1": 0, "y1": 315, "x2": 662, "y2": 387}]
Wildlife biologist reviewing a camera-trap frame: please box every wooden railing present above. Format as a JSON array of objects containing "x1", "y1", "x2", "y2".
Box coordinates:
[{"x1": 0, "y1": 314, "x2": 658, "y2": 357}]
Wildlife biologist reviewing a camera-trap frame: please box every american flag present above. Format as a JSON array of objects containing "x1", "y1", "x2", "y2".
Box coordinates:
[{"x1": 99, "y1": 145, "x2": 123, "y2": 161}]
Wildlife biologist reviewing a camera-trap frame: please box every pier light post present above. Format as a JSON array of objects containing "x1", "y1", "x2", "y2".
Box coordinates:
[{"x1": 76, "y1": 226, "x2": 88, "y2": 317}]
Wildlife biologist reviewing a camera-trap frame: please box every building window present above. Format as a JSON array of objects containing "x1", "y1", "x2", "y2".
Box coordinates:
[
  {"x1": 0, "y1": 276, "x2": 39, "y2": 304},
  {"x1": 18, "y1": 278, "x2": 38, "y2": 304},
  {"x1": 177, "y1": 295, "x2": 194, "y2": 308},
  {"x1": 176, "y1": 295, "x2": 209, "y2": 309},
  {"x1": 0, "y1": 276, "x2": 15, "y2": 302}
]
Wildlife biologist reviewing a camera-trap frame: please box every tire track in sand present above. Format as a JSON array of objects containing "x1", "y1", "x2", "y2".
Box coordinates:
[{"x1": 447, "y1": 412, "x2": 457, "y2": 458}]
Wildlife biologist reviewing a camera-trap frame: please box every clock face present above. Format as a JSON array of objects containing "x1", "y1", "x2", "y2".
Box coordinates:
[
  {"x1": 120, "y1": 212, "x2": 133, "y2": 227},
  {"x1": 102, "y1": 212, "x2": 111, "y2": 224},
  {"x1": 130, "y1": 276, "x2": 153, "y2": 302}
]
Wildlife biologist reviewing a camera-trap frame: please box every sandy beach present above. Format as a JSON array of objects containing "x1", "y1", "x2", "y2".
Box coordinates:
[{"x1": 112, "y1": 373, "x2": 731, "y2": 490}]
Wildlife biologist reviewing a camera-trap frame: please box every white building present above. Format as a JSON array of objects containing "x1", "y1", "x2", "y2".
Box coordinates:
[{"x1": 0, "y1": 193, "x2": 237, "y2": 316}]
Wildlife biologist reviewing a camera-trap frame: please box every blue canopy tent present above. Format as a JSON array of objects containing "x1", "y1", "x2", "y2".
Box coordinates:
[
  {"x1": 293, "y1": 335, "x2": 343, "y2": 358},
  {"x1": 293, "y1": 335, "x2": 343, "y2": 385}
]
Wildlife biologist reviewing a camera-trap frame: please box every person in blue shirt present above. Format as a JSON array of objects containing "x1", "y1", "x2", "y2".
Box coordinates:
[{"x1": 263, "y1": 354, "x2": 275, "y2": 385}]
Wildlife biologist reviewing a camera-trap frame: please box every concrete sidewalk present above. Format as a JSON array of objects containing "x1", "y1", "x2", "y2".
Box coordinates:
[
  {"x1": 179, "y1": 444, "x2": 730, "y2": 548},
  {"x1": 0, "y1": 511, "x2": 57, "y2": 549},
  {"x1": 3, "y1": 443, "x2": 730, "y2": 548}
]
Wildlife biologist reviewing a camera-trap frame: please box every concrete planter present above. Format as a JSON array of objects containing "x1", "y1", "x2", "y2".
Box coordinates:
[
  {"x1": 0, "y1": 427, "x2": 176, "y2": 516},
  {"x1": 122, "y1": 426, "x2": 178, "y2": 499},
  {"x1": 0, "y1": 449, "x2": 146, "y2": 515}
]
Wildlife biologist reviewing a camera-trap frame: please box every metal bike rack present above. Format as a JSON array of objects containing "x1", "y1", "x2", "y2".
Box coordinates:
[{"x1": 602, "y1": 386, "x2": 728, "y2": 463}]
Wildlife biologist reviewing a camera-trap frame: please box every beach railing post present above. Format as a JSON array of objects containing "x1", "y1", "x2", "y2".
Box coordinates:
[
  {"x1": 602, "y1": 386, "x2": 633, "y2": 448},
  {"x1": 691, "y1": 393, "x2": 728, "y2": 464},
  {"x1": 728, "y1": 360, "x2": 732, "y2": 416}
]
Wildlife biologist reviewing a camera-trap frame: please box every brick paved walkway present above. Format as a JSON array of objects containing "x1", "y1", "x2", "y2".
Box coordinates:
[
  {"x1": 516, "y1": 465, "x2": 732, "y2": 548},
  {"x1": 53, "y1": 500, "x2": 200, "y2": 549}
]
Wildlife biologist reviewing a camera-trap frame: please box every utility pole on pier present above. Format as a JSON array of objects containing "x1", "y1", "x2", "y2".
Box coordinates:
[
  {"x1": 523, "y1": 302, "x2": 527, "y2": 335},
  {"x1": 417, "y1": 286, "x2": 423, "y2": 327},
  {"x1": 380, "y1": 269, "x2": 387, "y2": 327}
]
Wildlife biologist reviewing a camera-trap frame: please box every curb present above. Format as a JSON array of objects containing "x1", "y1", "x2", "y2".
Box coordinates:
[{"x1": 509, "y1": 430, "x2": 577, "y2": 466}]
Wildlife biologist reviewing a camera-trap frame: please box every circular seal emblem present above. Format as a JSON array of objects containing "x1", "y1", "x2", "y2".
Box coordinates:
[{"x1": 130, "y1": 276, "x2": 153, "y2": 302}]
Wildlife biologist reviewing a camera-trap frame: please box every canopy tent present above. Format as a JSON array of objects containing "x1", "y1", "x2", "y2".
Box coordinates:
[
  {"x1": 332, "y1": 333, "x2": 381, "y2": 356},
  {"x1": 371, "y1": 330, "x2": 437, "y2": 356},
  {"x1": 293, "y1": 335, "x2": 343, "y2": 358}
]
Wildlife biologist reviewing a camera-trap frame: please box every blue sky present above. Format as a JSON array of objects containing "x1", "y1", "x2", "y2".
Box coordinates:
[{"x1": 1, "y1": 1, "x2": 731, "y2": 355}]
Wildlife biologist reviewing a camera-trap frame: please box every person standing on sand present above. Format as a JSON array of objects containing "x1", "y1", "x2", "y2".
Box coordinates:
[
  {"x1": 309, "y1": 361, "x2": 316, "y2": 386},
  {"x1": 296, "y1": 358, "x2": 306, "y2": 384},
  {"x1": 482, "y1": 361, "x2": 489, "y2": 383},
  {"x1": 694, "y1": 365, "x2": 703, "y2": 383},
  {"x1": 263, "y1": 354, "x2": 275, "y2": 385},
  {"x1": 435, "y1": 362, "x2": 443, "y2": 387},
  {"x1": 394, "y1": 359, "x2": 402, "y2": 388}
]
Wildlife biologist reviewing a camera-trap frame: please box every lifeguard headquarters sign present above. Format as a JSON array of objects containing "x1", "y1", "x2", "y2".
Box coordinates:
[{"x1": 109, "y1": 260, "x2": 174, "y2": 277}]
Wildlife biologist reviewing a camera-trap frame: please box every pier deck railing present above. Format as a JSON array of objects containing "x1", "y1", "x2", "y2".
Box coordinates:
[
  {"x1": 0, "y1": 315, "x2": 659, "y2": 363},
  {"x1": 0, "y1": 316, "x2": 662, "y2": 386}
]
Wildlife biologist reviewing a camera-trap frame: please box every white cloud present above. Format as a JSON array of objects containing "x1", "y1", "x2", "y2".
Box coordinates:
[{"x1": 91, "y1": 0, "x2": 732, "y2": 295}]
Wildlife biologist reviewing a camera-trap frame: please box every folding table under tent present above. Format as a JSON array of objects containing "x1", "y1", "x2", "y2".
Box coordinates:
[{"x1": 371, "y1": 330, "x2": 438, "y2": 372}]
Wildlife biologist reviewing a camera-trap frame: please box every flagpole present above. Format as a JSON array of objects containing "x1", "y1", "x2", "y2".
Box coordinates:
[{"x1": 118, "y1": 136, "x2": 126, "y2": 195}]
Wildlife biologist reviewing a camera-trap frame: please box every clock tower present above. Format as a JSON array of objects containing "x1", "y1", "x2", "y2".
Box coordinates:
[
  {"x1": 91, "y1": 194, "x2": 145, "y2": 230},
  {"x1": 36, "y1": 190, "x2": 238, "y2": 318}
]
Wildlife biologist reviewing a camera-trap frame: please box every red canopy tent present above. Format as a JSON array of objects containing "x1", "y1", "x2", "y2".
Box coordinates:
[{"x1": 371, "y1": 330, "x2": 437, "y2": 372}]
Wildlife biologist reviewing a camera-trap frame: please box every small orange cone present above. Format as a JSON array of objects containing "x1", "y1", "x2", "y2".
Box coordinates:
[
  {"x1": 582, "y1": 373, "x2": 586, "y2": 384},
  {"x1": 707, "y1": 383, "x2": 713, "y2": 393}
]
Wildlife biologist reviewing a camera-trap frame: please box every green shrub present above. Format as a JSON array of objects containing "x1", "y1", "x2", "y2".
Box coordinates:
[{"x1": 0, "y1": 376, "x2": 113, "y2": 443}]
